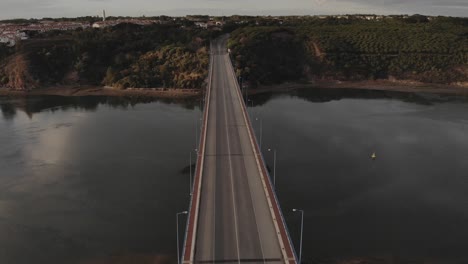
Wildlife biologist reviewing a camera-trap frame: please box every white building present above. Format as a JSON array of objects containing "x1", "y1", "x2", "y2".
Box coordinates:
[
  {"x1": 17, "y1": 31, "x2": 28, "y2": 40},
  {"x1": 194, "y1": 22, "x2": 208, "y2": 29},
  {"x1": 0, "y1": 35, "x2": 16, "y2": 46}
]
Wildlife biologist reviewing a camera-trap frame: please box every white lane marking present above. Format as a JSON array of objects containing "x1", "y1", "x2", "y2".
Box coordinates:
[
  {"x1": 224, "y1": 54, "x2": 267, "y2": 264},
  {"x1": 221, "y1": 51, "x2": 242, "y2": 264},
  {"x1": 224, "y1": 50, "x2": 291, "y2": 264},
  {"x1": 212, "y1": 45, "x2": 217, "y2": 262}
]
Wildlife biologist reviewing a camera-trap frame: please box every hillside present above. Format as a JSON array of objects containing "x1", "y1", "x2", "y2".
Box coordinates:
[
  {"x1": 1, "y1": 16, "x2": 467, "y2": 92},
  {"x1": 227, "y1": 16, "x2": 468, "y2": 88},
  {"x1": 0, "y1": 24, "x2": 214, "y2": 90}
]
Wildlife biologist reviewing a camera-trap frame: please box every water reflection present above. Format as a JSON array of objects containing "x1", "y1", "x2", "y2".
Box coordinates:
[
  {"x1": 0, "y1": 96, "x2": 200, "y2": 264},
  {"x1": 250, "y1": 88, "x2": 468, "y2": 263},
  {"x1": 1, "y1": 91, "x2": 468, "y2": 264},
  {"x1": 250, "y1": 88, "x2": 468, "y2": 107},
  {"x1": 0, "y1": 96, "x2": 201, "y2": 120},
  {"x1": 0, "y1": 100, "x2": 16, "y2": 120}
]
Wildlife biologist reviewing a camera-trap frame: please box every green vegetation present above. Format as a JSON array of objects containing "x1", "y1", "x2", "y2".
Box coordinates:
[
  {"x1": 67, "y1": 23, "x2": 213, "y2": 89},
  {"x1": 0, "y1": 24, "x2": 215, "y2": 89},
  {"x1": 228, "y1": 16, "x2": 468, "y2": 86},
  {"x1": 0, "y1": 44, "x2": 12, "y2": 60},
  {"x1": 0, "y1": 44, "x2": 12, "y2": 85},
  {"x1": 0, "y1": 18, "x2": 39, "y2": 24},
  {"x1": 106, "y1": 45, "x2": 209, "y2": 89},
  {"x1": 228, "y1": 27, "x2": 306, "y2": 85},
  {"x1": 1, "y1": 15, "x2": 467, "y2": 90}
]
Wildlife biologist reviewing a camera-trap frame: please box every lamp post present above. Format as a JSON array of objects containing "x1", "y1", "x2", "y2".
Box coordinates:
[
  {"x1": 255, "y1": 117, "x2": 263, "y2": 149},
  {"x1": 189, "y1": 152, "x2": 192, "y2": 196},
  {"x1": 176, "y1": 211, "x2": 188, "y2": 264},
  {"x1": 267, "y1": 148, "x2": 277, "y2": 187},
  {"x1": 191, "y1": 148, "x2": 199, "y2": 196},
  {"x1": 200, "y1": 97, "x2": 203, "y2": 113},
  {"x1": 189, "y1": 147, "x2": 200, "y2": 196},
  {"x1": 195, "y1": 117, "x2": 198, "y2": 151},
  {"x1": 193, "y1": 109, "x2": 202, "y2": 195},
  {"x1": 245, "y1": 84, "x2": 248, "y2": 103},
  {"x1": 247, "y1": 99, "x2": 254, "y2": 118},
  {"x1": 248, "y1": 99, "x2": 254, "y2": 108},
  {"x1": 195, "y1": 117, "x2": 202, "y2": 151},
  {"x1": 239, "y1": 77, "x2": 246, "y2": 103},
  {"x1": 292, "y1": 209, "x2": 304, "y2": 264}
]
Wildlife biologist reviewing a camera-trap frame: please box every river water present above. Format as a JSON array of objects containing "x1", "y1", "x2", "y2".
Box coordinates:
[{"x1": 1, "y1": 89, "x2": 468, "y2": 263}]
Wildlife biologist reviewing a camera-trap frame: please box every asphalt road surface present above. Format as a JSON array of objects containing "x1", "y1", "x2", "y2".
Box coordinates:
[{"x1": 194, "y1": 37, "x2": 284, "y2": 263}]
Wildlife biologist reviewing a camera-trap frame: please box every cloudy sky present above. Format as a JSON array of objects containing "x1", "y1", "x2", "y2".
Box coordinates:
[{"x1": 0, "y1": 0, "x2": 467, "y2": 19}]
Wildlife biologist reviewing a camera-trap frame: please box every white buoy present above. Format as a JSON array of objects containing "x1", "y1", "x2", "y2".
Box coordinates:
[{"x1": 371, "y1": 152, "x2": 377, "y2": 160}]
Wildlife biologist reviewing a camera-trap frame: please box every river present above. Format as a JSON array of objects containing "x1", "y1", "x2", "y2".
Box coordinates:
[{"x1": 1, "y1": 89, "x2": 468, "y2": 263}]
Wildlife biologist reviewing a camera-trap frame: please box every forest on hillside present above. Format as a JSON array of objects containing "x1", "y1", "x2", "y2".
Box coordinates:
[
  {"x1": 1, "y1": 16, "x2": 467, "y2": 90},
  {"x1": 0, "y1": 24, "x2": 216, "y2": 90},
  {"x1": 228, "y1": 16, "x2": 468, "y2": 87}
]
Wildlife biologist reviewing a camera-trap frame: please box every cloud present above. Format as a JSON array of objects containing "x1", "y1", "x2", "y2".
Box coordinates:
[
  {"x1": 340, "y1": 0, "x2": 468, "y2": 7},
  {"x1": 0, "y1": 0, "x2": 466, "y2": 19}
]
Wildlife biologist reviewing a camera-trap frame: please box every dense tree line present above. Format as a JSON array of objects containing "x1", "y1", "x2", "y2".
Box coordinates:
[
  {"x1": 228, "y1": 27, "x2": 307, "y2": 85},
  {"x1": 0, "y1": 24, "x2": 215, "y2": 89},
  {"x1": 1, "y1": 16, "x2": 467, "y2": 90},
  {"x1": 0, "y1": 44, "x2": 11, "y2": 60},
  {"x1": 228, "y1": 16, "x2": 468, "y2": 86},
  {"x1": 0, "y1": 44, "x2": 13, "y2": 85},
  {"x1": 0, "y1": 18, "x2": 39, "y2": 24}
]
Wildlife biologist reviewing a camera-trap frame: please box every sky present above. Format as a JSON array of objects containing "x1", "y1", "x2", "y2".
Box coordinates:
[{"x1": 0, "y1": 0, "x2": 467, "y2": 19}]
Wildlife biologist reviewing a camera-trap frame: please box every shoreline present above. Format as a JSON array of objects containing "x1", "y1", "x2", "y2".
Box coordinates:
[
  {"x1": 1, "y1": 80, "x2": 468, "y2": 99},
  {"x1": 0, "y1": 86, "x2": 201, "y2": 98},
  {"x1": 251, "y1": 80, "x2": 468, "y2": 96}
]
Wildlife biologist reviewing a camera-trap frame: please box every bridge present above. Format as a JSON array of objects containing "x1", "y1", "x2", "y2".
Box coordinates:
[{"x1": 181, "y1": 36, "x2": 298, "y2": 264}]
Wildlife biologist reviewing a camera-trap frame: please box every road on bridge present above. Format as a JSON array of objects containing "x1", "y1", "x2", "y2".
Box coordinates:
[{"x1": 183, "y1": 36, "x2": 297, "y2": 264}]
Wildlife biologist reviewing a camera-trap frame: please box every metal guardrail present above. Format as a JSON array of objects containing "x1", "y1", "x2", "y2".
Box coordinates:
[{"x1": 181, "y1": 41, "x2": 214, "y2": 264}]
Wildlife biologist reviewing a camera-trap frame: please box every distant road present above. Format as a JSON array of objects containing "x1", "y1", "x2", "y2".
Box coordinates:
[{"x1": 183, "y1": 36, "x2": 297, "y2": 264}]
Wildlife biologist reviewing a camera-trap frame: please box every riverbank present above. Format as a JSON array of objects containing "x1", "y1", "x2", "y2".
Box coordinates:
[
  {"x1": 0, "y1": 86, "x2": 201, "y2": 98},
  {"x1": 252, "y1": 80, "x2": 468, "y2": 96},
  {"x1": 2, "y1": 80, "x2": 468, "y2": 99}
]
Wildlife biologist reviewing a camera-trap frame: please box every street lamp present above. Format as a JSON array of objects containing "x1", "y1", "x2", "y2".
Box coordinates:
[
  {"x1": 195, "y1": 117, "x2": 203, "y2": 151},
  {"x1": 189, "y1": 152, "x2": 192, "y2": 196},
  {"x1": 255, "y1": 117, "x2": 263, "y2": 149},
  {"x1": 195, "y1": 117, "x2": 198, "y2": 151},
  {"x1": 239, "y1": 78, "x2": 247, "y2": 103},
  {"x1": 190, "y1": 147, "x2": 200, "y2": 196},
  {"x1": 267, "y1": 148, "x2": 277, "y2": 187},
  {"x1": 176, "y1": 211, "x2": 188, "y2": 264},
  {"x1": 247, "y1": 99, "x2": 254, "y2": 118},
  {"x1": 247, "y1": 99, "x2": 253, "y2": 108},
  {"x1": 245, "y1": 84, "x2": 248, "y2": 103},
  {"x1": 292, "y1": 209, "x2": 304, "y2": 264}
]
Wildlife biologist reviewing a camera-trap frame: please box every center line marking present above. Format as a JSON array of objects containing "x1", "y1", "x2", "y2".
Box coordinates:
[
  {"x1": 223, "y1": 54, "x2": 266, "y2": 263},
  {"x1": 222, "y1": 56, "x2": 241, "y2": 264}
]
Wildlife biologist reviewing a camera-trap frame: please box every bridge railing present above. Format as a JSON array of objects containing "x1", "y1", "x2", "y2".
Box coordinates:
[{"x1": 181, "y1": 41, "x2": 214, "y2": 264}]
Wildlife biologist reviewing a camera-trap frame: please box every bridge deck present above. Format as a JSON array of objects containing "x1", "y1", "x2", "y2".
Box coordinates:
[{"x1": 183, "y1": 36, "x2": 297, "y2": 264}]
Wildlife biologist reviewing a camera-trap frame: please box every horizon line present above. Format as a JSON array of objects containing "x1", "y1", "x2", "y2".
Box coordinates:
[{"x1": 1, "y1": 13, "x2": 467, "y2": 21}]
